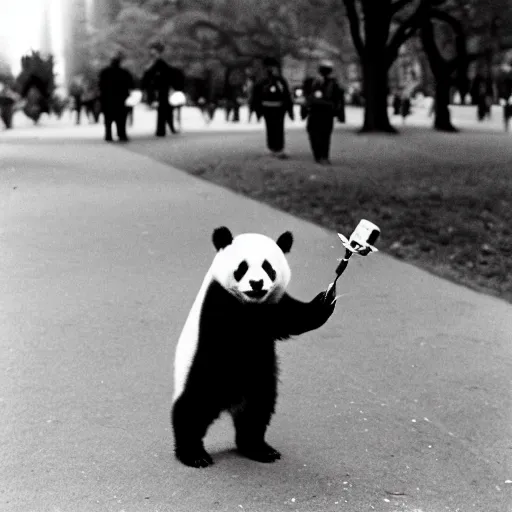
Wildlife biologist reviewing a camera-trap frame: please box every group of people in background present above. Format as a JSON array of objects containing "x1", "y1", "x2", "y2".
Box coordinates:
[
  {"x1": 68, "y1": 75, "x2": 101, "y2": 126},
  {"x1": 250, "y1": 57, "x2": 345, "y2": 165},
  {"x1": 67, "y1": 42, "x2": 184, "y2": 143},
  {"x1": 79, "y1": 46, "x2": 345, "y2": 164},
  {"x1": 15, "y1": 45, "x2": 512, "y2": 166},
  {"x1": 4, "y1": 47, "x2": 512, "y2": 151}
]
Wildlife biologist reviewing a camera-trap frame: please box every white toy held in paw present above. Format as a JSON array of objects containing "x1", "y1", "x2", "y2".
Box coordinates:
[{"x1": 324, "y1": 219, "x2": 381, "y2": 302}]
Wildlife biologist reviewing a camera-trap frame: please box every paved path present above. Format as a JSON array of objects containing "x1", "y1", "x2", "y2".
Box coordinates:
[{"x1": 1, "y1": 134, "x2": 511, "y2": 512}]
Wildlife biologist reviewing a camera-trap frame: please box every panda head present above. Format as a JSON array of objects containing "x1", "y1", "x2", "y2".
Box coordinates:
[{"x1": 210, "y1": 226, "x2": 293, "y2": 304}]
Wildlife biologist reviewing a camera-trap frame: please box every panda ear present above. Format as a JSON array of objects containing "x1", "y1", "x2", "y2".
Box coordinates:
[
  {"x1": 212, "y1": 226, "x2": 233, "y2": 251},
  {"x1": 276, "y1": 231, "x2": 293, "y2": 253}
]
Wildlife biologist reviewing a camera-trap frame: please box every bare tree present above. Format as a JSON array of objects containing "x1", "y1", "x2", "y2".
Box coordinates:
[
  {"x1": 342, "y1": 0, "x2": 441, "y2": 132},
  {"x1": 418, "y1": 0, "x2": 512, "y2": 131}
]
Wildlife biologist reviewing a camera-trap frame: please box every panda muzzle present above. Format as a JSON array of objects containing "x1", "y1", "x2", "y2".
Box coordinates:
[
  {"x1": 244, "y1": 289, "x2": 268, "y2": 299},
  {"x1": 244, "y1": 280, "x2": 267, "y2": 299}
]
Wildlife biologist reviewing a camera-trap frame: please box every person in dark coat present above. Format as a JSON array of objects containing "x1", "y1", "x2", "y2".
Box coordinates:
[
  {"x1": 196, "y1": 74, "x2": 218, "y2": 124},
  {"x1": 69, "y1": 75, "x2": 85, "y2": 125},
  {"x1": 142, "y1": 42, "x2": 184, "y2": 137},
  {"x1": 98, "y1": 52, "x2": 134, "y2": 142},
  {"x1": 392, "y1": 91, "x2": 402, "y2": 116},
  {"x1": 0, "y1": 81, "x2": 18, "y2": 129},
  {"x1": 302, "y1": 60, "x2": 344, "y2": 165},
  {"x1": 251, "y1": 57, "x2": 294, "y2": 158},
  {"x1": 224, "y1": 84, "x2": 242, "y2": 123}
]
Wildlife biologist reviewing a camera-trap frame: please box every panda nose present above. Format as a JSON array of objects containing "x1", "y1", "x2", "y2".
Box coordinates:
[{"x1": 249, "y1": 279, "x2": 264, "y2": 291}]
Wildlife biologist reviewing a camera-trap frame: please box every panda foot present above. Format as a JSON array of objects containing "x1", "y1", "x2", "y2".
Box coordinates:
[
  {"x1": 175, "y1": 448, "x2": 214, "y2": 468},
  {"x1": 237, "y1": 442, "x2": 281, "y2": 463}
]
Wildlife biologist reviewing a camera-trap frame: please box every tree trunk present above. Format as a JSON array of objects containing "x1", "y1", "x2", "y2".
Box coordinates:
[
  {"x1": 421, "y1": 17, "x2": 458, "y2": 132},
  {"x1": 360, "y1": 0, "x2": 395, "y2": 133},
  {"x1": 344, "y1": 0, "x2": 427, "y2": 133},
  {"x1": 434, "y1": 78, "x2": 457, "y2": 132},
  {"x1": 361, "y1": 57, "x2": 396, "y2": 133}
]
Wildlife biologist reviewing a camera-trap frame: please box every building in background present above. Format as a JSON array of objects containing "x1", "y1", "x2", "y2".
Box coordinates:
[{"x1": 62, "y1": 0, "x2": 89, "y2": 86}]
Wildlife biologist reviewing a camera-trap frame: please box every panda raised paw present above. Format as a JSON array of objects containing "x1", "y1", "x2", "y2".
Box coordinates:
[
  {"x1": 237, "y1": 442, "x2": 282, "y2": 463},
  {"x1": 175, "y1": 447, "x2": 214, "y2": 468}
]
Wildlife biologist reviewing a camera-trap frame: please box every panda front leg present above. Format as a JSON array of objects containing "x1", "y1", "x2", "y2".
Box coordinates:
[
  {"x1": 231, "y1": 396, "x2": 281, "y2": 463},
  {"x1": 171, "y1": 394, "x2": 220, "y2": 468}
]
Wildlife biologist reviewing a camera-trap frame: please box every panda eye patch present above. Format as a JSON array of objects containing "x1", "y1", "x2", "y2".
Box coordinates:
[
  {"x1": 262, "y1": 260, "x2": 276, "y2": 281},
  {"x1": 234, "y1": 261, "x2": 249, "y2": 281}
]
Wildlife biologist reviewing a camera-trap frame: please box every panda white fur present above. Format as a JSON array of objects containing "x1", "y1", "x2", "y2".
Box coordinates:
[{"x1": 171, "y1": 226, "x2": 337, "y2": 468}]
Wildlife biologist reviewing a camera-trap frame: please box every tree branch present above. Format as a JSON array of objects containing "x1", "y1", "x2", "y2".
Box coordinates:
[
  {"x1": 343, "y1": 0, "x2": 364, "y2": 57},
  {"x1": 429, "y1": 7, "x2": 464, "y2": 36},
  {"x1": 420, "y1": 9, "x2": 466, "y2": 78},
  {"x1": 390, "y1": 0, "x2": 415, "y2": 17},
  {"x1": 429, "y1": 8, "x2": 468, "y2": 89},
  {"x1": 386, "y1": 0, "x2": 429, "y2": 68}
]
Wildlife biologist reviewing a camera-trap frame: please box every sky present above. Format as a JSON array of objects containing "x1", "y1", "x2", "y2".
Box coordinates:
[{"x1": 0, "y1": 0, "x2": 84, "y2": 85}]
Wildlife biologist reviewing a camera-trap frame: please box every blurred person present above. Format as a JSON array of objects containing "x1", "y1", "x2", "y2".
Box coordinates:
[
  {"x1": 224, "y1": 84, "x2": 242, "y2": 123},
  {"x1": 472, "y1": 73, "x2": 493, "y2": 122},
  {"x1": 392, "y1": 90, "x2": 402, "y2": 116},
  {"x1": 400, "y1": 91, "x2": 411, "y2": 123},
  {"x1": 51, "y1": 86, "x2": 68, "y2": 119},
  {"x1": 399, "y1": 77, "x2": 417, "y2": 124},
  {"x1": 338, "y1": 82, "x2": 346, "y2": 123},
  {"x1": 0, "y1": 81, "x2": 18, "y2": 129},
  {"x1": 142, "y1": 42, "x2": 184, "y2": 137},
  {"x1": 98, "y1": 52, "x2": 134, "y2": 142},
  {"x1": 196, "y1": 72, "x2": 218, "y2": 124},
  {"x1": 0, "y1": 82, "x2": 19, "y2": 130},
  {"x1": 251, "y1": 57, "x2": 294, "y2": 159},
  {"x1": 125, "y1": 89, "x2": 143, "y2": 127},
  {"x1": 476, "y1": 80, "x2": 488, "y2": 121},
  {"x1": 82, "y1": 77, "x2": 101, "y2": 123},
  {"x1": 245, "y1": 75, "x2": 257, "y2": 123},
  {"x1": 197, "y1": 96, "x2": 217, "y2": 124},
  {"x1": 503, "y1": 96, "x2": 512, "y2": 132},
  {"x1": 198, "y1": 96, "x2": 217, "y2": 124},
  {"x1": 69, "y1": 75, "x2": 85, "y2": 125},
  {"x1": 497, "y1": 61, "x2": 512, "y2": 132},
  {"x1": 302, "y1": 60, "x2": 344, "y2": 165}
]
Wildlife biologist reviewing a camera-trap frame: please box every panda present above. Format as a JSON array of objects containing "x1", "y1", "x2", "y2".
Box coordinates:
[{"x1": 171, "y1": 226, "x2": 338, "y2": 468}]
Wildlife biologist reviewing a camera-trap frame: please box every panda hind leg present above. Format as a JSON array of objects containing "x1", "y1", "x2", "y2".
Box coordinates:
[
  {"x1": 231, "y1": 403, "x2": 281, "y2": 463},
  {"x1": 238, "y1": 440, "x2": 281, "y2": 463},
  {"x1": 171, "y1": 395, "x2": 219, "y2": 468}
]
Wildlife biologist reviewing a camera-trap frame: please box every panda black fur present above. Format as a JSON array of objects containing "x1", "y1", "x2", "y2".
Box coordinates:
[{"x1": 171, "y1": 226, "x2": 337, "y2": 468}]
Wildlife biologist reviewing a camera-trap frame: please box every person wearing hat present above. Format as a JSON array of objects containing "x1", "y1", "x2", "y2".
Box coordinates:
[
  {"x1": 303, "y1": 59, "x2": 344, "y2": 165},
  {"x1": 251, "y1": 57, "x2": 294, "y2": 159},
  {"x1": 142, "y1": 42, "x2": 184, "y2": 137},
  {"x1": 98, "y1": 52, "x2": 134, "y2": 142}
]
